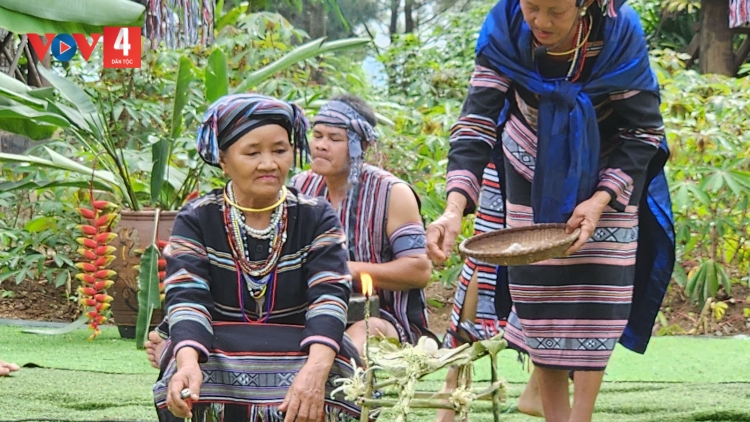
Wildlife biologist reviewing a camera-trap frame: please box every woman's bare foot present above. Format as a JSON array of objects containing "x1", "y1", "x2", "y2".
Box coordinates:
[
  {"x1": 517, "y1": 368, "x2": 544, "y2": 417},
  {"x1": 144, "y1": 331, "x2": 166, "y2": 369},
  {"x1": 0, "y1": 359, "x2": 20, "y2": 376}
]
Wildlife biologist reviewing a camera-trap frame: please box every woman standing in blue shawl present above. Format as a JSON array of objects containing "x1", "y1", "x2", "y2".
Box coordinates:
[{"x1": 426, "y1": 0, "x2": 675, "y2": 421}]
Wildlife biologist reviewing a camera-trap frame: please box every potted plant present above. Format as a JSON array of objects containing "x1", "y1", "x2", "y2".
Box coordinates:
[{"x1": 0, "y1": 30, "x2": 370, "y2": 342}]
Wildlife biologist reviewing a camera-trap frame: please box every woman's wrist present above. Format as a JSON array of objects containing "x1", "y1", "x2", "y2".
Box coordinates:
[
  {"x1": 175, "y1": 347, "x2": 200, "y2": 368},
  {"x1": 591, "y1": 190, "x2": 613, "y2": 210},
  {"x1": 445, "y1": 193, "x2": 467, "y2": 215}
]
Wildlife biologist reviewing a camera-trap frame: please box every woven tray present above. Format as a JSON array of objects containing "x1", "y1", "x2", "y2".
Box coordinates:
[{"x1": 458, "y1": 223, "x2": 581, "y2": 266}]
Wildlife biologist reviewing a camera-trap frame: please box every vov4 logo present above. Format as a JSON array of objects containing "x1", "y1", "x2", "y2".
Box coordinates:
[{"x1": 27, "y1": 27, "x2": 142, "y2": 69}]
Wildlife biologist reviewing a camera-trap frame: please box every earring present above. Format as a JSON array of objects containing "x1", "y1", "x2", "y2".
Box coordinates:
[{"x1": 580, "y1": 7, "x2": 587, "y2": 16}]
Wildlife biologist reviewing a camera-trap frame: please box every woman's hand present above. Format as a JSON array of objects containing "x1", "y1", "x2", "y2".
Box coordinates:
[
  {"x1": 426, "y1": 196, "x2": 466, "y2": 265},
  {"x1": 166, "y1": 348, "x2": 202, "y2": 419},
  {"x1": 565, "y1": 191, "x2": 612, "y2": 255},
  {"x1": 279, "y1": 344, "x2": 335, "y2": 422}
]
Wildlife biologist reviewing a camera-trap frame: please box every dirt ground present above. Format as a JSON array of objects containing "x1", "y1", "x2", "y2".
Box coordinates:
[{"x1": 2, "y1": 275, "x2": 749, "y2": 338}]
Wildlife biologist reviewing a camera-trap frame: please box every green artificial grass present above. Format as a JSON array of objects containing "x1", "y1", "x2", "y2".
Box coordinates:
[
  {"x1": 1, "y1": 325, "x2": 749, "y2": 421},
  {"x1": 0, "y1": 325, "x2": 157, "y2": 375}
]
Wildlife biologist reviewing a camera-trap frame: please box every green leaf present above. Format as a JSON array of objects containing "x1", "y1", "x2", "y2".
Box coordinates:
[
  {"x1": 136, "y1": 244, "x2": 161, "y2": 349},
  {"x1": 150, "y1": 139, "x2": 169, "y2": 206},
  {"x1": 0, "y1": 0, "x2": 144, "y2": 27},
  {"x1": 233, "y1": 37, "x2": 370, "y2": 93},
  {"x1": 0, "y1": 5, "x2": 103, "y2": 35},
  {"x1": 0, "y1": 104, "x2": 65, "y2": 140},
  {"x1": 22, "y1": 315, "x2": 88, "y2": 335},
  {"x1": 171, "y1": 56, "x2": 195, "y2": 139},
  {"x1": 205, "y1": 49, "x2": 228, "y2": 104},
  {"x1": 23, "y1": 216, "x2": 55, "y2": 233},
  {"x1": 55, "y1": 271, "x2": 69, "y2": 288},
  {"x1": 36, "y1": 66, "x2": 103, "y2": 139},
  {"x1": 0, "y1": 72, "x2": 48, "y2": 109}
]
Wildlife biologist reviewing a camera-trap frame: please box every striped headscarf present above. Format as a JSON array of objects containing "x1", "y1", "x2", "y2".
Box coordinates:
[
  {"x1": 312, "y1": 100, "x2": 378, "y2": 184},
  {"x1": 196, "y1": 93, "x2": 310, "y2": 167}
]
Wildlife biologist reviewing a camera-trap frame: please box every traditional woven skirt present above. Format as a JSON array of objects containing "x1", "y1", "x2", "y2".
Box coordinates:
[
  {"x1": 500, "y1": 152, "x2": 638, "y2": 371},
  {"x1": 154, "y1": 323, "x2": 372, "y2": 422}
]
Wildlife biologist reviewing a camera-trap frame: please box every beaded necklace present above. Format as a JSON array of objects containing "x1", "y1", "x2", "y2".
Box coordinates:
[
  {"x1": 222, "y1": 182, "x2": 288, "y2": 320},
  {"x1": 531, "y1": 15, "x2": 591, "y2": 83}
]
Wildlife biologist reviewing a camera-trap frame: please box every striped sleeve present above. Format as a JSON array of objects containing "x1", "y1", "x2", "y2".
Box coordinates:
[
  {"x1": 447, "y1": 56, "x2": 511, "y2": 214},
  {"x1": 599, "y1": 90, "x2": 664, "y2": 210},
  {"x1": 300, "y1": 202, "x2": 351, "y2": 353},
  {"x1": 163, "y1": 206, "x2": 215, "y2": 362}
]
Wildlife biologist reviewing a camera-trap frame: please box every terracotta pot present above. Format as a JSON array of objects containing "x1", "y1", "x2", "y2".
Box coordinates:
[{"x1": 109, "y1": 209, "x2": 178, "y2": 339}]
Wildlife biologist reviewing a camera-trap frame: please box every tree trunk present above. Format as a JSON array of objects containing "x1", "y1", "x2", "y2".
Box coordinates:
[
  {"x1": 405, "y1": 0, "x2": 414, "y2": 33},
  {"x1": 309, "y1": 1, "x2": 327, "y2": 39},
  {"x1": 699, "y1": 0, "x2": 734, "y2": 75},
  {"x1": 390, "y1": 0, "x2": 401, "y2": 39}
]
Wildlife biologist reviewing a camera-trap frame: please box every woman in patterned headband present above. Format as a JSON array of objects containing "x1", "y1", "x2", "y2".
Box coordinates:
[
  {"x1": 150, "y1": 94, "x2": 369, "y2": 422},
  {"x1": 293, "y1": 94, "x2": 436, "y2": 354}
]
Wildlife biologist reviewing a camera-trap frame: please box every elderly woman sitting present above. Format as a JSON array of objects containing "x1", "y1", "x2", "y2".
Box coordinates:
[{"x1": 153, "y1": 94, "x2": 366, "y2": 422}]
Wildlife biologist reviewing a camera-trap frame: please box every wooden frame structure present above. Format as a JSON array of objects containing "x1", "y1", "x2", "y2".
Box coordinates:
[{"x1": 0, "y1": 30, "x2": 47, "y2": 87}]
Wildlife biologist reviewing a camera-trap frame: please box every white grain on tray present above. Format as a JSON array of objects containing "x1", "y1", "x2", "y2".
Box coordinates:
[{"x1": 502, "y1": 242, "x2": 528, "y2": 254}]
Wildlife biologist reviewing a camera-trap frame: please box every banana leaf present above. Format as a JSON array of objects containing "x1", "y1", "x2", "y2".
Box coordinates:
[
  {"x1": 170, "y1": 56, "x2": 195, "y2": 140},
  {"x1": 37, "y1": 66, "x2": 103, "y2": 140},
  {"x1": 205, "y1": 49, "x2": 228, "y2": 103},
  {"x1": 0, "y1": 102, "x2": 67, "y2": 140},
  {"x1": 0, "y1": 72, "x2": 49, "y2": 109},
  {"x1": 233, "y1": 37, "x2": 370, "y2": 93},
  {"x1": 135, "y1": 244, "x2": 161, "y2": 349},
  {"x1": 0, "y1": 0, "x2": 144, "y2": 27}
]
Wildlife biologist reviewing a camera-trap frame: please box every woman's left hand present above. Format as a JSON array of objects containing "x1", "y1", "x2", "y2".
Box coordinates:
[
  {"x1": 279, "y1": 359, "x2": 330, "y2": 422},
  {"x1": 565, "y1": 191, "x2": 612, "y2": 255}
]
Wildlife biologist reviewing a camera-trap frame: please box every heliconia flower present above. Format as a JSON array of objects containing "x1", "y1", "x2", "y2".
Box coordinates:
[
  {"x1": 94, "y1": 294, "x2": 113, "y2": 303},
  {"x1": 77, "y1": 208, "x2": 97, "y2": 219},
  {"x1": 158, "y1": 271, "x2": 166, "y2": 280},
  {"x1": 160, "y1": 293, "x2": 166, "y2": 302},
  {"x1": 92, "y1": 200, "x2": 115, "y2": 210},
  {"x1": 84, "y1": 298, "x2": 97, "y2": 307},
  {"x1": 76, "y1": 237, "x2": 99, "y2": 249},
  {"x1": 158, "y1": 259, "x2": 167, "y2": 270},
  {"x1": 157, "y1": 240, "x2": 168, "y2": 249},
  {"x1": 93, "y1": 269, "x2": 116, "y2": 280},
  {"x1": 80, "y1": 287, "x2": 98, "y2": 296},
  {"x1": 95, "y1": 302, "x2": 111, "y2": 312},
  {"x1": 184, "y1": 190, "x2": 199, "y2": 203},
  {"x1": 95, "y1": 315, "x2": 107, "y2": 324},
  {"x1": 159, "y1": 282, "x2": 165, "y2": 292},
  {"x1": 75, "y1": 262, "x2": 98, "y2": 273},
  {"x1": 87, "y1": 310, "x2": 99, "y2": 319},
  {"x1": 94, "y1": 232, "x2": 117, "y2": 243},
  {"x1": 75, "y1": 273, "x2": 97, "y2": 284},
  {"x1": 92, "y1": 214, "x2": 110, "y2": 228},
  {"x1": 77, "y1": 225, "x2": 99, "y2": 236},
  {"x1": 95, "y1": 245, "x2": 116, "y2": 256},
  {"x1": 77, "y1": 248, "x2": 98, "y2": 260},
  {"x1": 93, "y1": 280, "x2": 114, "y2": 291},
  {"x1": 92, "y1": 256, "x2": 112, "y2": 268}
]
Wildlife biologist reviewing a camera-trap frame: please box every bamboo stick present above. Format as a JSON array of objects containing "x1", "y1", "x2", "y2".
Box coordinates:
[
  {"x1": 358, "y1": 398, "x2": 456, "y2": 410},
  {"x1": 490, "y1": 353, "x2": 500, "y2": 422}
]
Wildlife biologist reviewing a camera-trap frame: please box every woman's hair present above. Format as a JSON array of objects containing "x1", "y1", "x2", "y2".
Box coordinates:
[{"x1": 330, "y1": 94, "x2": 377, "y2": 127}]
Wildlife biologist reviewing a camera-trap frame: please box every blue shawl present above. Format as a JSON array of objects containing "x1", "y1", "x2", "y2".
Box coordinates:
[
  {"x1": 477, "y1": 0, "x2": 658, "y2": 223},
  {"x1": 480, "y1": 0, "x2": 675, "y2": 354}
]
